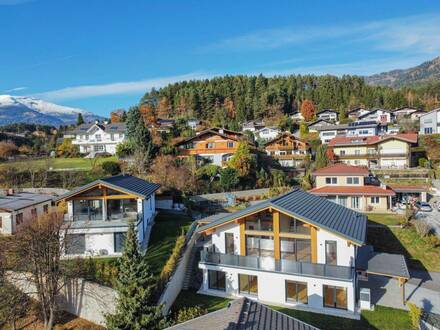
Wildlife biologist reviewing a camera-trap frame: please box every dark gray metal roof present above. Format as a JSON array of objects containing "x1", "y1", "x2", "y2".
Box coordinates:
[
  {"x1": 56, "y1": 174, "x2": 160, "y2": 201},
  {"x1": 314, "y1": 121, "x2": 379, "y2": 131},
  {"x1": 67, "y1": 122, "x2": 126, "y2": 135},
  {"x1": 197, "y1": 189, "x2": 367, "y2": 245},
  {"x1": 166, "y1": 298, "x2": 319, "y2": 330},
  {"x1": 0, "y1": 192, "x2": 53, "y2": 212},
  {"x1": 357, "y1": 245, "x2": 410, "y2": 279}
]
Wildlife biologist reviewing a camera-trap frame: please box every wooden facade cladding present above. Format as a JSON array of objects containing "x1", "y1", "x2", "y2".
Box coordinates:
[
  {"x1": 239, "y1": 221, "x2": 246, "y2": 256},
  {"x1": 311, "y1": 226, "x2": 318, "y2": 263},
  {"x1": 273, "y1": 210, "x2": 281, "y2": 259},
  {"x1": 265, "y1": 134, "x2": 309, "y2": 152},
  {"x1": 61, "y1": 183, "x2": 140, "y2": 202}
]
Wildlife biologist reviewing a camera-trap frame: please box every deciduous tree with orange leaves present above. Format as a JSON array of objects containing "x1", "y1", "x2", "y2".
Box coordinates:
[{"x1": 300, "y1": 99, "x2": 316, "y2": 122}]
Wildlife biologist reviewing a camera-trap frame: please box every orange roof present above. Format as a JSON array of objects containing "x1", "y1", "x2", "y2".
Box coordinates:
[
  {"x1": 309, "y1": 186, "x2": 395, "y2": 196},
  {"x1": 313, "y1": 163, "x2": 369, "y2": 176},
  {"x1": 328, "y1": 133, "x2": 418, "y2": 147}
]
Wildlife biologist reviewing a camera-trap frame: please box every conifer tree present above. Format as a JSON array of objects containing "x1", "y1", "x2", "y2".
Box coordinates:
[
  {"x1": 76, "y1": 113, "x2": 84, "y2": 125},
  {"x1": 315, "y1": 144, "x2": 329, "y2": 169},
  {"x1": 126, "y1": 106, "x2": 155, "y2": 163},
  {"x1": 106, "y1": 221, "x2": 166, "y2": 330}
]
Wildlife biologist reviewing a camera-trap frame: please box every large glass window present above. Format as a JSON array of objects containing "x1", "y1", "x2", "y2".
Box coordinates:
[
  {"x1": 286, "y1": 281, "x2": 308, "y2": 304},
  {"x1": 114, "y1": 232, "x2": 126, "y2": 253},
  {"x1": 325, "y1": 241, "x2": 337, "y2": 265},
  {"x1": 73, "y1": 200, "x2": 103, "y2": 221},
  {"x1": 323, "y1": 285, "x2": 347, "y2": 310},
  {"x1": 279, "y1": 215, "x2": 310, "y2": 234},
  {"x1": 208, "y1": 270, "x2": 226, "y2": 291},
  {"x1": 107, "y1": 199, "x2": 137, "y2": 220},
  {"x1": 280, "y1": 238, "x2": 311, "y2": 262},
  {"x1": 65, "y1": 234, "x2": 86, "y2": 255},
  {"x1": 245, "y1": 211, "x2": 273, "y2": 231},
  {"x1": 246, "y1": 235, "x2": 274, "y2": 258},
  {"x1": 239, "y1": 274, "x2": 258, "y2": 295}
]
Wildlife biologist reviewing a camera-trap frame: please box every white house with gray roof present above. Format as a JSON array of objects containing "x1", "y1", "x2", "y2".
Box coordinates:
[
  {"x1": 419, "y1": 108, "x2": 440, "y2": 135},
  {"x1": 0, "y1": 190, "x2": 53, "y2": 235},
  {"x1": 56, "y1": 174, "x2": 159, "y2": 257},
  {"x1": 195, "y1": 189, "x2": 409, "y2": 319},
  {"x1": 69, "y1": 122, "x2": 126, "y2": 157}
]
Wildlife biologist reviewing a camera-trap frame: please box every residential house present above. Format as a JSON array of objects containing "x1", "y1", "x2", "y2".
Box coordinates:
[
  {"x1": 56, "y1": 174, "x2": 159, "y2": 257},
  {"x1": 187, "y1": 119, "x2": 202, "y2": 130},
  {"x1": 346, "y1": 107, "x2": 370, "y2": 120},
  {"x1": 152, "y1": 119, "x2": 176, "y2": 134},
  {"x1": 307, "y1": 119, "x2": 332, "y2": 133},
  {"x1": 309, "y1": 163, "x2": 395, "y2": 212},
  {"x1": 254, "y1": 126, "x2": 282, "y2": 142},
  {"x1": 392, "y1": 107, "x2": 419, "y2": 118},
  {"x1": 419, "y1": 108, "x2": 440, "y2": 135},
  {"x1": 317, "y1": 109, "x2": 338, "y2": 122},
  {"x1": 328, "y1": 133, "x2": 418, "y2": 168},
  {"x1": 290, "y1": 111, "x2": 305, "y2": 121},
  {"x1": 358, "y1": 109, "x2": 394, "y2": 124},
  {"x1": 0, "y1": 190, "x2": 53, "y2": 235},
  {"x1": 175, "y1": 127, "x2": 250, "y2": 167},
  {"x1": 264, "y1": 133, "x2": 309, "y2": 168},
  {"x1": 242, "y1": 120, "x2": 265, "y2": 133},
  {"x1": 315, "y1": 121, "x2": 385, "y2": 144},
  {"x1": 196, "y1": 189, "x2": 409, "y2": 318},
  {"x1": 69, "y1": 122, "x2": 126, "y2": 156},
  {"x1": 410, "y1": 110, "x2": 425, "y2": 121}
]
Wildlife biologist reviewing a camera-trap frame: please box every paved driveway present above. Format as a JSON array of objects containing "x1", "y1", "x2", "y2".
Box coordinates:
[{"x1": 361, "y1": 273, "x2": 440, "y2": 314}]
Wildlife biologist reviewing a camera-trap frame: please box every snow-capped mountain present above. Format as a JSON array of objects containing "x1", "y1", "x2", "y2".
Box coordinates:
[{"x1": 0, "y1": 95, "x2": 103, "y2": 126}]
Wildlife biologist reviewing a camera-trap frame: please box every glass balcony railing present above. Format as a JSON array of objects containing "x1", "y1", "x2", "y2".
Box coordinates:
[{"x1": 200, "y1": 251, "x2": 354, "y2": 281}]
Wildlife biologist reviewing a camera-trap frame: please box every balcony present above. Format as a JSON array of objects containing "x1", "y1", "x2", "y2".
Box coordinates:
[
  {"x1": 337, "y1": 152, "x2": 408, "y2": 160},
  {"x1": 63, "y1": 213, "x2": 141, "y2": 229},
  {"x1": 200, "y1": 251, "x2": 354, "y2": 281}
]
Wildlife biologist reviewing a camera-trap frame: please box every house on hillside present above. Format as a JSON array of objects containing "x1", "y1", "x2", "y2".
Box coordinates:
[
  {"x1": 307, "y1": 119, "x2": 332, "y2": 132},
  {"x1": 195, "y1": 189, "x2": 409, "y2": 318},
  {"x1": 317, "y1": 109, "x2": 339, "y2": 122},
  {"x1": 242, "y1": 120, "x2": 265, "y2": 133},
  {"x1": 316, "y1": 121, "x2": 385, "y2": 144},
  {"x1": 309, "y1": 163, "x2": 395, "y2": 212},
  {"x1": 56, "y1": 174, "x2": 160, "y2": 257},
  {"x1": 0, "y1": 190, "x2": 54, "y2": 235},
  {"x1": 264, "y1": 133, "x2": 309, "y2": 168},
  {"x1": 290, "y1": 111, "x2": 305, "y2": 121},
  {"x1": 347, "y1": 107, "x2": 370, "y2": 120},
  {"x1": 175, "y1": 127, "x2": 251, "y2": 167},
  {"x1": 254, "y1": 126, "x2": 282, "y2": 142},
  {"x1": 358, "y1": 109, "x2": 394, "y2": 124},
  {"x1": 69, "y1": 122, "x2": 126, "y2": 157},
  {"x1": 419, "y1": 108, "x2": 440, "y2": 135},
  {"x1": 328, "y1": 133, "x2": 418, "y2": 168},
  {"x1": 392, "y1": 107, "x2": 419, "y2": 118}
]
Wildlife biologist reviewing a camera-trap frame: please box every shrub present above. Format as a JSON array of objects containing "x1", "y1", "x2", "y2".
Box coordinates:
[
  {"x1": 101, "y1": 160, "x2": 121, "y2": 176},
  {"x1": 414, "y1": 221, "x2": 431, "y2": 238},
  {"x1": 159, "y1": 232, "x2": 186, "y2": 291},
  {"x1": 425, "y1": 234, "x2": 440, "y2": 248},
  {"x1": 175, "y1": 306, "x2": 207, "y2": 324},
  {"x1": 407, "y1": 302, "x2": 422, "y2": 329},
  {"x1": 418, "y1": 157, "x2": 428, "y2": 168}
]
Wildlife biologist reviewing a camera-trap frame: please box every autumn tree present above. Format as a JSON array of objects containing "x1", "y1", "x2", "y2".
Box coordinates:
[
  {"x1": 56, "y1": 138, "x2": 79, "y2": 157},
  {"x1": 110, "y1": 109, "x2": 126, "y2": 123},
  {"x1": 157, "y1": 97, "x2": 172, "y2": 119},
  {"x1": 228, "y1": 142, "x2": 256, "y2": 178},
  {"x1": 139, "y1": 103, "x2": 156, "y2": 125},
  {"x1": 0, "y1": 141, "x2": 18, "y2": 159},
  {"x1": 300, "y1": 100, "x2": 316, "y2": 122}
]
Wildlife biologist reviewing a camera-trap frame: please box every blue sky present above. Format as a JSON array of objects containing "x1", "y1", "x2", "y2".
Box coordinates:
[{"x1": 1, "y1": 0, "x2": 440, "y2": 116}]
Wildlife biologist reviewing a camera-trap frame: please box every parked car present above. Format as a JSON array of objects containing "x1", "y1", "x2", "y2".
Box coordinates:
[{"x1": 415, "y1": 201, "x2": 433, "y2": 212}]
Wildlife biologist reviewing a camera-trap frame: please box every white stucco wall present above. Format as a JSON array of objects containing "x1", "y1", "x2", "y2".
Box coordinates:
[
  {"x1": 316, "y1": 229, "x2": 355, "y2": 267},
  {"x1": 0, "y1": 201, "x2": 52, "y2": 235},
  {"x1": 211, "y1": 222, "x2": 241, "y2": 255}
]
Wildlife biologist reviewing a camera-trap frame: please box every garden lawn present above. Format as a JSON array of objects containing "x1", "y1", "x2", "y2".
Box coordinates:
[
  {"x1": 144, "y1": 212, "x2": 193, "y2": 277},
  {"x1": 367, "y1": 224, "x2": 440, "y2": 272},
  {"x1": 367, "y1": 213, "x2": 404, "y2": 226},
  {"x1": 171, "y1": 291, "x2": 410, "y2": 330},
  {"x1": 0, "y1": 156, "x2": 117, "y2": 170}
]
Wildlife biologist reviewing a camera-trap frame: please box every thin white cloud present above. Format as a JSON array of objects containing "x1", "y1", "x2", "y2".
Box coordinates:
[
  {"x1": 2, "y1": 86, "x2": 28, "y2": 93},
  {"x1": 32, "y1": 72, "x2": 210, "y2": 101},
  {"x1": 203, "y1": 14, "x2": 440, "y2": 55}
]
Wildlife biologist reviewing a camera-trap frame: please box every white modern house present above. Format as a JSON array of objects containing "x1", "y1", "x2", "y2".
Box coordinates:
[
  {"x1": 56, "y1": 175, "x2": 160, "y2": 257},
  {"x1": 317, "y1": 109, "x2": 338, "y2": 122},
  {"x1": 0, "y1": 190, "x2": 53, "y2": 235},
  {"x1": 196, "y1": 189, "x2": 410, "y2": 319},
  {"x1": 69, "y1": 122, "x2": 126, "y2": 156},
  {"x1": 242, "y1": 120, "x2": 265, "y2": 133},
  {"x1": 316, "y1": 121, "x2": 385, "y2": 144},
  {"x1": 358, "y1": 109, "x2": 394, "y2": 124},
  {"x1": 254, "y1": 127, "x2": 282, "y2": 142},
  {"x1": 419, "y1": 108, "x2": 440, "y2": 135},
  {"x1": 347, "y1": 107, "x2": 370, "y2": 120}
]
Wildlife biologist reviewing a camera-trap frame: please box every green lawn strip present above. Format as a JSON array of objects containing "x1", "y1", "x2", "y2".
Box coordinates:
[
  {"x1": 170, "y1": 290, "x2": 231, "y2": 314},
  {"x1": 0, "y1": 156, "x2": 117, "y2": 170},
  {"x1": 144, "y1": 212, "x2": 193, "y2": 278},
  {"x1": 367, "y1": 213, "x2": 404, "y2": 226},
  {"x1": 273, "y1": 305, "x2": 410, "y2": 330},
  {"x1": 367, "y1": 225, "x2": 440, "y2": 272}
]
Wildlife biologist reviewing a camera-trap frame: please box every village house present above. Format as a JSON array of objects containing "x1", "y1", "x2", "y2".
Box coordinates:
[
  {"x1": 264, "y1": 133, "x2": 309, "y2": 168},
  {"x1": 69, "y1": 122, "x2": 126, "y2": 157},
  {"x1": 358, "y1": 109, "x2": 394, "y2": 124},
  {"x1": 316, "y1": 121, "x2": 385, "y2": 144},
  {"x1": 419, "y1": 108, "x2": 440, "y2": 135},
  {"x1": 307, "y1": 119, "x2": 332, "y2": 133},
  {"x1": 290, "y1": 111, "x2": 305, "y2": 121},
  {"x1": 254, "y1": 126, "x2": 282, "y2": 142},
  {"x1": 309, "y1": 163, "x2": 395, "y2": 212},
  {"x1": 392, "y1": 107, "x2": 419, "y2": 118},
  {"x1": 56, "y1": 174, "x2": 159, "y2": 257},
  {"x1": 346, "y1": 107, "x2": 370, "y2": 120},
  {"x1": 328, "y1": 133, "x2": 418, "y2": 168},
  {"x1": 175, "y1": 127, "x2": 251, "y2": 167},
  {"x1": 242, "y1": 120, "x2": 265, "y2": 133},
  {"x1": 317, "y1": 109, "x2": 339, "y2": 122},
  {"x1": 0, "y1": 190, "x2": 53, "y2": 235},
  {"x1": 196, "y1": 189, "x2": 409, "y2": 319}
]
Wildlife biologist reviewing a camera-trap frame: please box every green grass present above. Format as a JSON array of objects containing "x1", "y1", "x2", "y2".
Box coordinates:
[
  {"x1": 367, "y1": 213, "x2": 404, "y2": 226},
  {"x1": 171, "y1": 291, "x2": 410, "y2": 330},
  {"x1": 367, "y1": 225, "x2": 440, "y2": 272},
  {"x1": 144, "y1": 212, "x2": 193, "y2": 277},
  {"x1": 0, "y1": 156, "x2": 117, "y2": 170}
]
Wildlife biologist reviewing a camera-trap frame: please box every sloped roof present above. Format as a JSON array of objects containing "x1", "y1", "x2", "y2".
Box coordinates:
[
  {"x1": 197, "y1": 189, "x2": 367, "y2": 245},
  {"x1": 0, "y1": 192, "x2": 53, "y2": 212},
  {"x1": 56, "y1": 174, "x2": 160, "y2": 201},
  {"x1": 264, "y1": 132, "x2": 308, "y2": 147},
  {"x1": 315, "y1": 121, "x2": 379, "y2": 132},
  {"x1": 175, "y1": 127, "x2": 245, "y2": 146},
  {"x1": 312, "y1": 163, "x2": 369, "y2": 176},
  {"x1": 68, "y1": 122, "x2": 126, "y2": 134},
  {"x1": 309, "y1": 186, "x2": 395, "y2": 196},
  {"x1": 166, "y1": 298, "x2": 319, "y2": 330},
  {"x1": 317, "y1": 109, "x2": 338, "y2": 114},
  {"x1": 328, "y1": 133, "x2": 418, "y2": 147},
  {"x1": 388, "y1": 184, "x2": 428, "y2": 193},
  {"x1": 358, "y1": 108, "x2": 392, "y2": 118}
]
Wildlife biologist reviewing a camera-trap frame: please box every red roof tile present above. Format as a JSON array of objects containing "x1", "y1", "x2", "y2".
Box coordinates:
[
  {"x1": 309, "y1": 186, "x2": 395, "y2": 196},
  {"x1": 313, "y1": 163, "x2": 370, "y2": 176},
  {"x1": 328, "y1": 133, "x2": 418, "y2": 147}
]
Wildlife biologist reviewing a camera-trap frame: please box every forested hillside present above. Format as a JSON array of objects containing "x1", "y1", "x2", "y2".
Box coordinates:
[{"x1": 140, "y1": 74, "x2": 440, "y2": 127}]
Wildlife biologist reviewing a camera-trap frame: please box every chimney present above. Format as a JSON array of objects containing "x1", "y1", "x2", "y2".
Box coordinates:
[{"x1": 7, "y1": 188, "x2": 15, "y2": 196}]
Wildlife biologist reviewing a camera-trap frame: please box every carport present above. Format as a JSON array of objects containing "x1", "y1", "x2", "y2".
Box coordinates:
[{"x1": 357, "y1": 246, "x2": 410, "y2": 304}]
